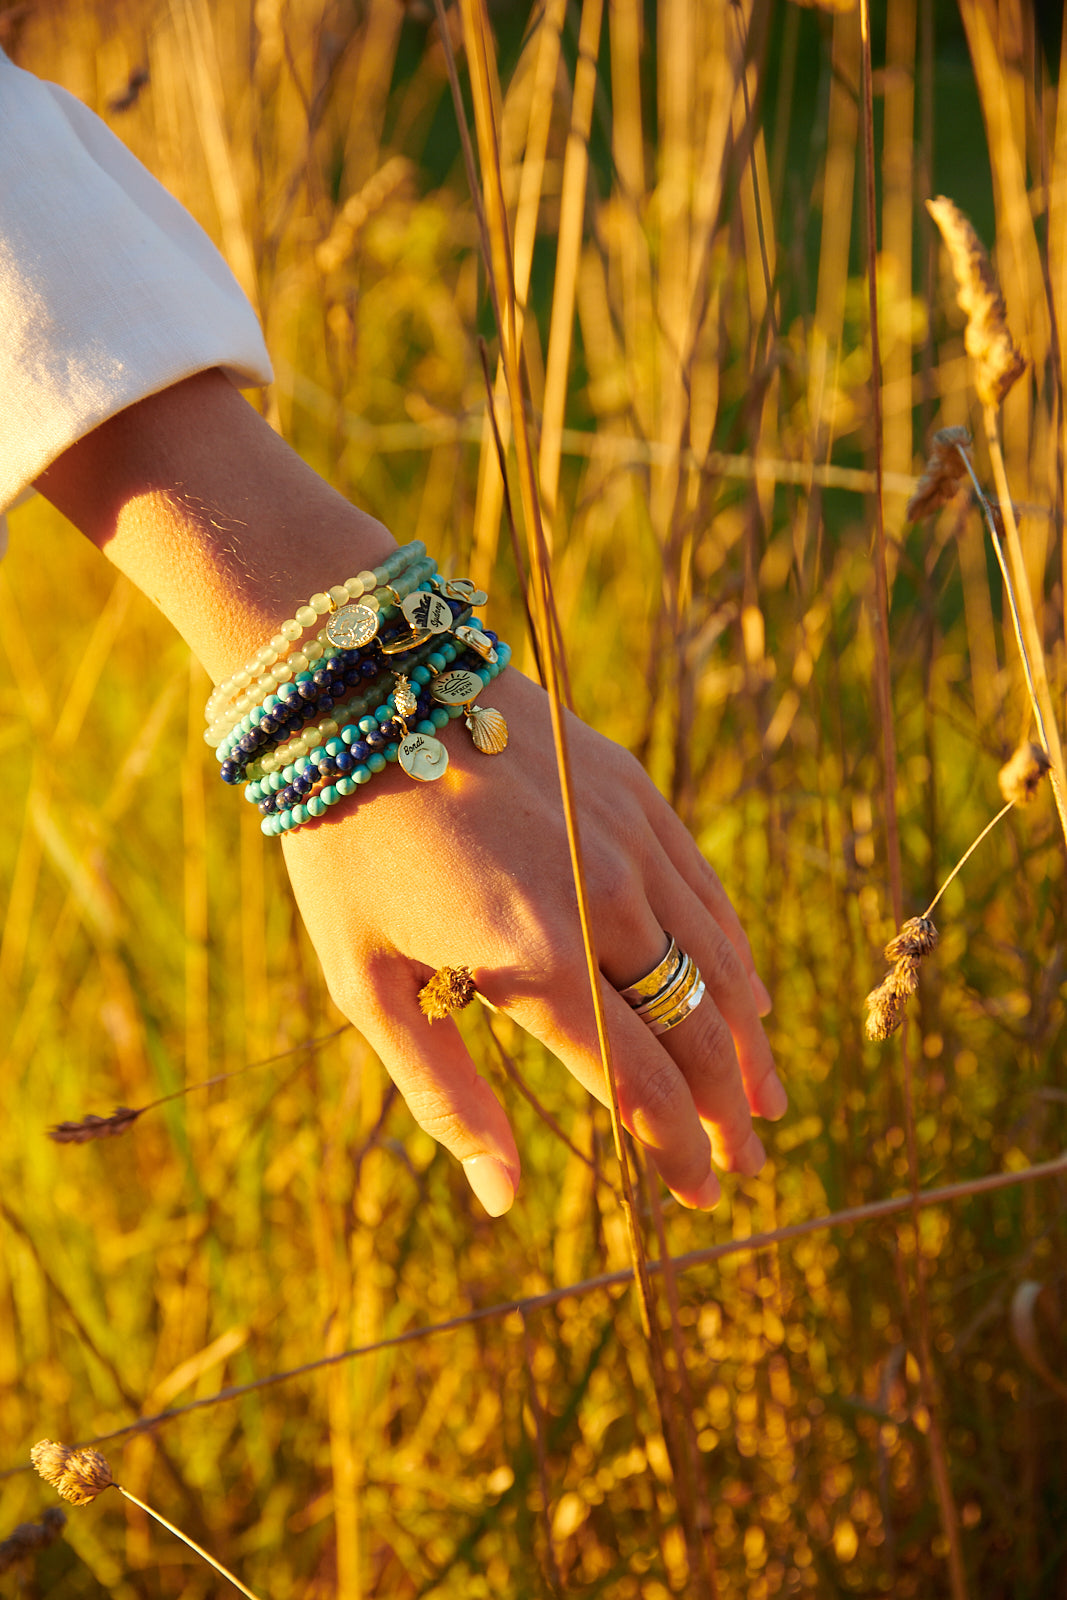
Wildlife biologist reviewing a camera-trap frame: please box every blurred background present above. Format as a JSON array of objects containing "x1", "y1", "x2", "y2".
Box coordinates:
[{"x1": 1, "y1": 0, "x2": 1065, "y2": 1595}]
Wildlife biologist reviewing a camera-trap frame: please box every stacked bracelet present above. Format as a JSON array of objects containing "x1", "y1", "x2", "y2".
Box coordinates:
[
  {"x1": 209, "y1": 555, "x2": 510, "y2": 835},
  {"x1": 254, "y1": 643, "x2": 511, "y2": 836},
  {"x1": 203, "y1": 540, "x2": 430, "y2": 740}
]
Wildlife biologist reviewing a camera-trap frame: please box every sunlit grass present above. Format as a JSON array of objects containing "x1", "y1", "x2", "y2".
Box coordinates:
[{"x1": 1, "y1": 0, "x2": 1066, "y2": 1596}]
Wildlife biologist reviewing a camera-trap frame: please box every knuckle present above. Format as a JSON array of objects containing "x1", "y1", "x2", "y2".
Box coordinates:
[{"x1": 625, "y1": 1057, "x2": 687, "y2": 1127}]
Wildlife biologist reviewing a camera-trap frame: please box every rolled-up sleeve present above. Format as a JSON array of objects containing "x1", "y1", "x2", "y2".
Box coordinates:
[{"x1": 0, "y1": 50, "x2": 272, "y2": 515}]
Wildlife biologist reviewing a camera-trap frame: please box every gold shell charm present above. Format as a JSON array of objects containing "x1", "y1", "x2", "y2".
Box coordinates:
[
  {"x1": 393, "y1": 674, "x2": 418, "y2": 718},
  {"x1": 465, "y1": 704, "x2": 508, "y2": 754}
]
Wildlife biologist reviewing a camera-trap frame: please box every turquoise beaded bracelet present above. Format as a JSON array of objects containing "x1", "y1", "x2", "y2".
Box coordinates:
[{"x1": 257, "y1": 643, "x2": 511, "y2": 835}]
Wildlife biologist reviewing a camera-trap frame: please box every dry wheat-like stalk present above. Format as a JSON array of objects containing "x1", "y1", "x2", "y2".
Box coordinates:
[
  {"x1": 31, "y1": 1440, "x2": 263, "y2": 1599},
  {"x1": 926, "y1": 195, "x2": 1026, "y2": 408},
  {"x1": 864, "y1": 917, "x2": 939, "y2": 1042},
  {"x1": 906, "y1": 426, "x2": 973, "y2": 521},
  {"x1": 48, "y1": 1107, "x2": 142, "y2": 1144}
]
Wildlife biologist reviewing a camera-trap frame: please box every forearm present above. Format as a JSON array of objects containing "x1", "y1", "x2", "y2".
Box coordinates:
[{"x1": 33, "y1": 368, "x2": 397, "y2": 684}]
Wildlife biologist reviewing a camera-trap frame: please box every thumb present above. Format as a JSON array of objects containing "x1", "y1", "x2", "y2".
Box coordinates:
[{"x1": 357, "y1": 983, "x2": 521, "y2": 1217}]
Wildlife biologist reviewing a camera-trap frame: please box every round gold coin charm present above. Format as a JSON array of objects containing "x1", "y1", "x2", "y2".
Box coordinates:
[
  {"x1": 398, "y1": 731, "x2": 449, "y2": 782},
  {"x1": 326, "y1": 604, "x2": 380, "y2": 649},
  {"x1": 432, "y1": 668, "x2": 484, "y2": 706}
]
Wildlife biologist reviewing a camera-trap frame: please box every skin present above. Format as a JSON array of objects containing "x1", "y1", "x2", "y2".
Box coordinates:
[{"x1": 36, "y1": 368, "x2": 786, "y2": 1216}]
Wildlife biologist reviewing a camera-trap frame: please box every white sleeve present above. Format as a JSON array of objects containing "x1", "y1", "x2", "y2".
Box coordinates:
[{"x1": 0, "y1": 51, "x2": 273, "y2": 517}]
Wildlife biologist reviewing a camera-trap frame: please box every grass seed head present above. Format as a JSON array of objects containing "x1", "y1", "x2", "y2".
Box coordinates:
[
  {"x1": 48, "y1": 1106, "x2": 141, "y2": 1144},
  {"x1": 907, "y1": 426, "x2": 973, "y2": 521},
  {"x1": 885, "y1": 916, "x2": 939, "y2": 963},
  {"x1": 926, "y1": 195, "x2": 1026, "y2": 408},
  {"x1": 0, "y1": 1507, "x2": 66, "y2": 1574},
  {"x1": 888, "y1": 958, "x2": 920, "y2": 998},
  {"x1": 864, "y1": 980, "x2": 906, "y2": 1042},
  {"x1": 418, "y1": 965, "x2": 476, "y2": 1021},
  {"x1": 32, "y1": 1441, "x2": 113, "y2": 1505},
  {"x1": 998, "y1": 741, "x2": 1051, "y2": 806}
]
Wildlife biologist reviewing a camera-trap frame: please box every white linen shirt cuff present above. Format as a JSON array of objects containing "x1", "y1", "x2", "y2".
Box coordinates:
[{"x1": 0, "y1": 50, "x2": 273, "y2": 520}]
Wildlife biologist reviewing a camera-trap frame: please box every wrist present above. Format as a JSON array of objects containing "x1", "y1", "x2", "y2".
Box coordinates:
[{"x1": 35, "y1": 368, "x2": 398, "y2": 684}]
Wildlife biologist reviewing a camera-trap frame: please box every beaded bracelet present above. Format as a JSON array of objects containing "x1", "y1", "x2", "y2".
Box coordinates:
[
  {"x1": 216, "y1": 601, "x2": 476, "y2": 783},
  {"x1": 205, "y1": 550, "x2": 437, "y2": 743},
  {"x1": 203, "y1": 539, "x2": 429, "y2": 736},
  {"x1": 248, "y1": 639, "x2": 503, "y2": 814},
  {"x1": 257, "y1": 643, "x2": 511, "y2": 836}
]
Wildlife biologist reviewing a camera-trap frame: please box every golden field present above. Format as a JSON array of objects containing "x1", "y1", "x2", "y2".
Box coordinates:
[{"x1": 0, "y1": 1, "x2": 1065, "y2": 1595}]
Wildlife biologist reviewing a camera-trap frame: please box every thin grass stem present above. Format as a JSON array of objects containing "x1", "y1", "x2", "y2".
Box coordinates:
[
  {"x1": 859, "y1": 6, "x2": 967, "y2": 1593},
  {"x1": 979, "y1": 415, "x2": 1067, "y2": 852},
  {"x1": 923, "y1": 800, "x2": 1014, "y2": 918},
  {"x1": 7, "y1": 1150, "x2": 1063, "y2": 1474},
  {"x1": 116, "y1": 1487, "x2": 262, "y2": 1600}
]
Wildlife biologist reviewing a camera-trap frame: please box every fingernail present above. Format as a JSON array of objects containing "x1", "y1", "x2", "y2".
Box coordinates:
[
  {"x1": 750, "y1": 972, "x2": 773, "y2": 1015},
  {"x1": 759, "y1": 1074, "x2": 789, "y2": 1121},
  {"x1": 690, "y1": 1172, "x2": 722, "y2": 1211},
  {"x1": 462, "y1": 1155, "x2": 516, "y2": 1217}
]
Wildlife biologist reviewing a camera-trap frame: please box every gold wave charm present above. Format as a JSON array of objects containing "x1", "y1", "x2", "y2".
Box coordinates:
[
  {"x1": 465, "y1": 704, "x2": 508, "y2": 754},
  {"x1": 398, "y1": 731, "x2": 449, "y2": 782}
]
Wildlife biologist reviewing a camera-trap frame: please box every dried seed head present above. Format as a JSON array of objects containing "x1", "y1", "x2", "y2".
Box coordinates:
[
  {"x1": 30, "y1": 1441, "x2": 71, "y2": 1488},
  {"x1": 417, "y1": 966, "x2": 477, "y2": 1022},
  {"x1": 926, "y1": 196, "x2": 1026, "y2": 408},
  {"x1": 48, "y1": 1107, "x2": 141, "y2": 1145},
  {"x1": 0, "y1": 1507, "x2": 66, "y2": 1574},
  {"x1": 864, "y1": 980, "x2": 906, "y2": 1042},
  {"x1": 32, "y1": 1442, "x2": 113, "y2": 1505},
  {"x1": 884, "y1": 916, "x2": 939, "y2": 963},
  {"x1": 907, "y1": 426, "x2": 973, "y2": 522},
  {"x1": 887, "y1": 958, "x2": 920, "y2": 999},
  {"x1": 998, "y1": 741, "x2": 1052, "y2": 806}
]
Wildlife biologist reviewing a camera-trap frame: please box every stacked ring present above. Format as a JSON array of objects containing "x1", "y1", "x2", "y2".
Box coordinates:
[{"x1": 619, "y1": 934, "x2": 706, "y2": 1036}]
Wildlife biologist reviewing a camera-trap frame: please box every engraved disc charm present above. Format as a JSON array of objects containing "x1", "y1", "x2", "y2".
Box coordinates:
[
  {"x1": 398, "y1": 731, "x2": 449, "y2": 782},
  {"x1": 454, "y1": 625, "x2": 498, "y2": 663},
  {"x1": 401, "y1": 590, "x2": 454, "y2": 634},
  {"x1": 432, "y1": 668, "x2": 484, "y2": 706},
  {"x1": 326, "y1": 604, "x2": 379, "y2": 649}
]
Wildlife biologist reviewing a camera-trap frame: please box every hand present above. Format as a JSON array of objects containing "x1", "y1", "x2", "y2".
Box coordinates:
[{"x1": 281, "y1": 667, "x2": 786, "y2": 1216}]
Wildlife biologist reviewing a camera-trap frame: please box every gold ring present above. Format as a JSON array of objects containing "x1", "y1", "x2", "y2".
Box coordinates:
[
  {"x1": 618, "y1": 936, "x2": 706, "y2": 1035},
  {"x1": 618, "y1": 935, "x2": 682, "y2": 1004}
]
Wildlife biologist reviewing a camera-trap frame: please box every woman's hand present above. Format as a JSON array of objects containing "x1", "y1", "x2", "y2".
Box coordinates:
[
  {"x1": 35, "y1": 370, "x2": 785, "y2": 1216},
  {"x1": 281, "y1": 667, "x2": 785, "y2": 1215}
]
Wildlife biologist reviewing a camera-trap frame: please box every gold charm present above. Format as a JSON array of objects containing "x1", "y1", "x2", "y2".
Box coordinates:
[
  {"x1": 401, "y1": 590, "x2": 454, "y2": 634},
  {"x1": 398, "y1": 731, "x2": 449, "y2": 782},
  {"x1": 438, "y1": 578, "x2": 488, "y2": 606},
  {"x1": 453, "y1": 625, "x2": 497, "y2": 663},
  {"x1": 326, "y1": 604, "x2": 379, "y2": 649},
  {"x1": 380, "y1": 627, "x2": 434, "y2": 654},
  {"x1": 465, "y1": 705, "x2": 508, "y2": 754},
  {"x1": 432, "y1": 668, "x2": 484, "y2": 706},
  {"x1": 393, "y1": 674, "x2": 418, "y2": 718}
]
